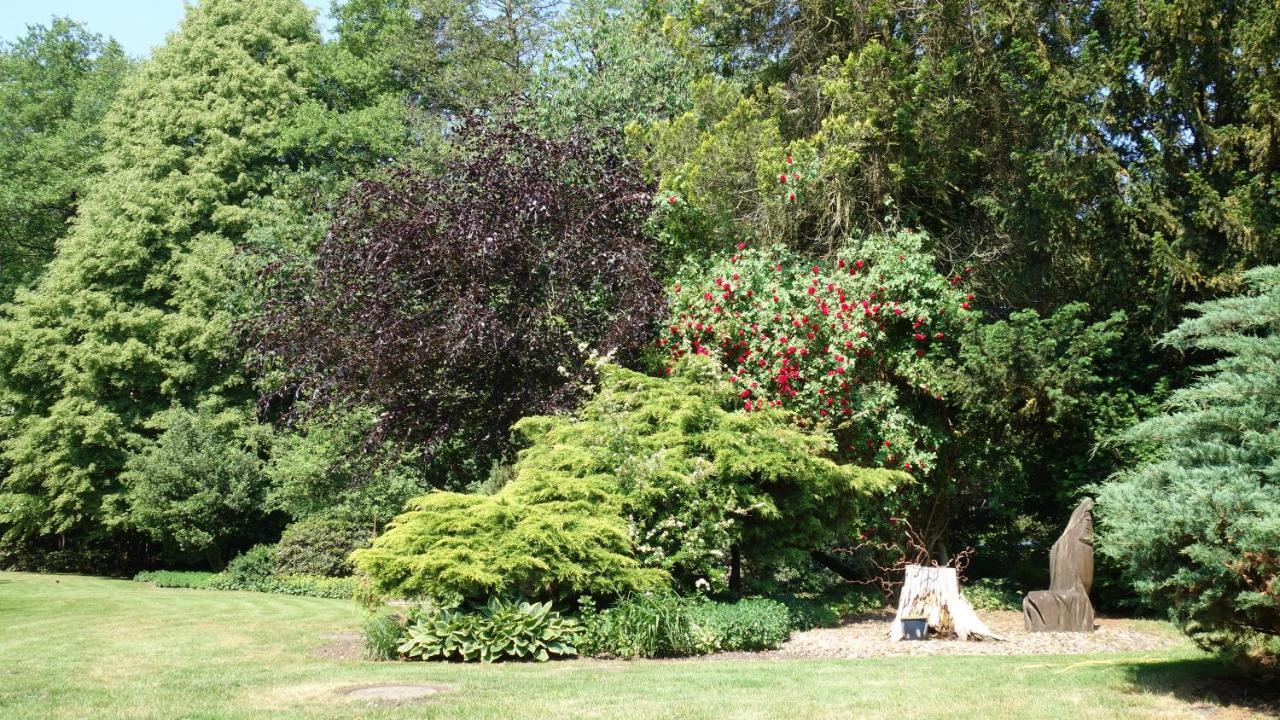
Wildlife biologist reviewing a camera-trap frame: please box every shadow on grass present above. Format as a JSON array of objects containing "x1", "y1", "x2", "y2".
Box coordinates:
[{"x1": 1125, "y1": 655, "x2": 1279, "y2": 717}]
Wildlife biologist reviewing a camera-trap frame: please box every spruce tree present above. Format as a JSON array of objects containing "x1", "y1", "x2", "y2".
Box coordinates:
[
  {"x1": 0, "y1": 0, "x2": 321, "y2": 543},
  {"x1": 1098, "y1": 266, "x2": 1280, "y2": 657}
]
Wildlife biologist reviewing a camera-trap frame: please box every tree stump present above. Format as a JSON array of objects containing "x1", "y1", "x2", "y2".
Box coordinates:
[{"x1": 889, "y1": 564, "x2": 1006, "y2": 641}]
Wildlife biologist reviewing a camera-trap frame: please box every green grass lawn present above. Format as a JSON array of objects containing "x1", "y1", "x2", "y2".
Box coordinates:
[{"x1": 0, "y1": 572, "x2": 1268, "y2": 719}]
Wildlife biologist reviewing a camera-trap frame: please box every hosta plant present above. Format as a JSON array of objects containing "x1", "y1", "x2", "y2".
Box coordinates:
[{"x1": 397, "y1": 598, "x2": 581, "y2": 663}]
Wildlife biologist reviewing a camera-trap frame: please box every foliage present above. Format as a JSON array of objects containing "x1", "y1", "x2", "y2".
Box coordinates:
[
  {"x1": 119, "y1": 406, "x2": 274, "y2": 570},
  {"x1": 132, "y1": 566, "x2": 357, "y2": 599},
  {"x1": 665, "y1": 230, "x2": 971, "y2": 475},
  {"x1": 531, "y1": 0, "x2": 699, "y2": 138},
  {"x1": 264, "y1": 408, "x2": 433, "y2": 527},
  {"x1": 396, "y1": 597, "x2": 581, "y2": 663},
  {"x1": 350, "y1": 448, "x2": 665, "y2": 604},
  {"x1": 358, "y1": 358, "x2": 899, "y2": 599},
  {"x1": 252, "y1": 114, "x2": 664, "y2": 468},
  {"x1": 0, "y1": 18, "x2": 129, "y2": 300},
  {"x1": 933, "y1": 303, "x2": 1159, "y2": 567},
  {"x1": 0, "y1": 0, "x2": 323, "y2": 545},
  {"x1": 687, "y1": 598, "x2": 791, "y2": 651},
  {"x1": 272, "y1": 518, "x2": 371, "y2": 578},
  {"x1": 1097, "y1": 266, "x2": 1280, "y2": 658},
  {"x1": 361, "y1": 609, "x2": 406, "y2": 661},
  {"x1": 133, "y1": 570, "x2": 220, "y2": 590},
  {"x1": 220, "y1": 545, "x2": 277, "y2": 588},
  {"x1": 579, "y1": 592, "x2": 709, "y2": 658},
  {"x1": 647, "y1": 0, "x2": 1280, "y2": 323},
  {"x1": 963, "y1": 578, "x2": 1024, "y2": 613}
]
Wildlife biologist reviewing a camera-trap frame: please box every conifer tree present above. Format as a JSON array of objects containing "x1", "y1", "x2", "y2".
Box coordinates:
[
  {"x1": 0, "y1": 0, "x2": 322, "y2": 543},
  {"x1": 1098, "y1": 266, "x2": 1280, "y2": 657}
]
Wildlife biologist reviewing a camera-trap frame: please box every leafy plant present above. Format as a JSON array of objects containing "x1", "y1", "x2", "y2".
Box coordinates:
[
  {"x1": 688, "y1": 598, "x2": 792, "y2": 651},
  {"x1": 251, "y1": 113, "x2": 664, "y2": 469},
  {"x1": 963, "y1": 578, "x2": 1024, "y2": 612},
  {"x1": 218, "y1": 545, "x2": 276, "y2": 588},
  {"x1": 361, "y1": 609, "x2": 406, "y2": 661},
  {"x1": 397, "y1": 598, "x2": 581, "y2": 663},
  {"x1": 580, "y1": 592, "x2": 710, "y2": 659},
  {"x1": 273, "y1": 518, "x2": 371, "y2": 578},
  {"x1": 133, "y1": 571, "x2": 220, "y2": 590}
]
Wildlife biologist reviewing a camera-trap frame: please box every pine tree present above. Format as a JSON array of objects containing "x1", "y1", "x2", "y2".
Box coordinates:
[
  {"x1": 1098, "y1": 266, "x2": 1280, "y2": 658},
  {"x1": 0, "y1": 0, "x2": 321, "y2": 543}
]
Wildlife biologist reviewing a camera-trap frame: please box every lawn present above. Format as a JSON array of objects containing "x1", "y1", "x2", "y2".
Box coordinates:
[{"x1": 0, "y1": 572, "x2": 1268, "y2": 720}]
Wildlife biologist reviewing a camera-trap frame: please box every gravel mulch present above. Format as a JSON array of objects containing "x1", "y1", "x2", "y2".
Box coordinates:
[{"x1": 767, "y1": 609, "x2": 1184, "y2": 660}]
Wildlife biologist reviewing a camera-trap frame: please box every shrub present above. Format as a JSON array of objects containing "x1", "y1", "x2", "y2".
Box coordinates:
[
  {"x1": 133, "y1": 570, "x2": 220, "y2": 589},
  {"x1": 397, "y1": 598, "x2": 581, "y2": 663},
  {"x1": 580, "y1": 593, "x2": 710, "y2": 659},
  {"x1": 251, "y1": 575, "x2": 357, "y2": 600},
  {"x1": 121, "y1": 406, "x2": 273, "y2": 571},
  {"x1": 218, "y1": 545, "x2": 275, "y2": 588},
  {"x1": 1098, "y1": 266, "x2": 1280, "y2": 659},
  {"x1": 273, "y1": 518, "x2": 371, "y2": 578},
  {"x1": 964, "y1": 578, "x2": 1024, "y2": 612},
  {"x1": 772, "y1": 596, "x2": 841, "y2": 631},
  {"x1": 362, "y1": 609, "x2": 407, "y2": 661},
  {"x1": 689, "y1": 598, "x2": 792, "y2": 651},
  {"x1": 664, "y1": 230, "x2": 972, "y2": 475}
]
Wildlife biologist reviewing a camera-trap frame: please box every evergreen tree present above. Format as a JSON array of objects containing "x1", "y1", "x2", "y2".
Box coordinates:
[
  {"x1": 0, "y1": 0, "x2": 322, "y2": 543},
  {"x1": 1097, "y1": 266, "x2": 1280, "y2": 658}
]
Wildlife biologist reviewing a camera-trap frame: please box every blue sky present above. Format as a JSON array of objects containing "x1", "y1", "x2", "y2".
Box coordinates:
[{"x1": 1, "y1": 0, "x2": 332, "y2": 58}]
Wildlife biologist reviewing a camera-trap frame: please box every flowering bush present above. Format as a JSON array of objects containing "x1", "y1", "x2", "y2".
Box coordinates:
[{"x1": 664, "y1": 230, "x2": 976, "y2": 476}]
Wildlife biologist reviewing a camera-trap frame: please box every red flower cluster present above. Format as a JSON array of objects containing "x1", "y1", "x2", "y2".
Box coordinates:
[{"x1": 665, "y1": 236, "x2": 976, "y2": 473}]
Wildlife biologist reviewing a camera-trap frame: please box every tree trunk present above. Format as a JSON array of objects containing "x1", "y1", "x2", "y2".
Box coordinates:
[{"x1": 889, "y1": 564, "x2": 1005, "y2": 641}]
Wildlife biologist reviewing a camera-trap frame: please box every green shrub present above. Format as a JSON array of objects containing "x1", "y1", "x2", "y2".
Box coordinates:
[
  {"x1": 397, "y1": 598, "x2": 581, "y2": 663},
  {"x1": 273, "y1": 518, "x2": 371, "y2": 578},
  {"x1": 133, "y1": 570, "x2": 219, "y2": 589},
  {"x1": 581, "y1": 593, "x2": 710, "y2": 659},
  {"x1": 219, "y1": 545, "x2": 275, "y2": 587},
  {"x1": 253, "y1": 575, "x2": 357, "y2": 600},
  {"x1": 361, "y1": 609, "x2": 407, "y2": 661},
  {"x1": 772, "y1": 596, "x2": 842, "y2": 631},
  {"x1": 965, "y1": 578, "x2": 1023, "y2": 612},
  {"x1": 690, "y1": 599, "x2": 792, "y2": 651},
  {"x1": 352, "y1": 359, "x2": 900, "y2": 603}
]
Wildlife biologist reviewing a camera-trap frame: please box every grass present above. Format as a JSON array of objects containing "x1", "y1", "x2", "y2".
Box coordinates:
[{"x1": 0, "y1": 572, "x2": 1269, "y2": 719}]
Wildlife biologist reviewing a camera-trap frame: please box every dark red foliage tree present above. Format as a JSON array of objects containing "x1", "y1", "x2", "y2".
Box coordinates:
[{"x1": 252, "y1": 116, "x2": 663, "y2": 463}]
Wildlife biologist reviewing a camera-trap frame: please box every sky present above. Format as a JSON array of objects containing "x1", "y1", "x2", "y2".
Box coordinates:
[{"x1": 0, "y1": 0, "x2": 332, "y2": 58}]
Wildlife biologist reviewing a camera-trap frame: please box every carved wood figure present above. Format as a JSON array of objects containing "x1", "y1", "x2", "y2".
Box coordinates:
[{"x1": 1023, "y1": 499, "x2": 1096, "y2": 632}]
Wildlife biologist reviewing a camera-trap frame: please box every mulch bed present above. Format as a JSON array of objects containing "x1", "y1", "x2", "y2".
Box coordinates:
[{"x1": 765, "y1": 609, "x2": 1184, "y2": 660}]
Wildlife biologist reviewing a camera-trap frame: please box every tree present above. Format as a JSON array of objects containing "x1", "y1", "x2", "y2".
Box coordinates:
[
  {"x1": 0, "y1": 18, "x2": 129, "y2": 299},
  {"x1": 252, "y1": 115, "x2": 664, "y2": 468},
  {"x1": 1097, "y1": 266, "x2": 1280, "y2": 658},
  {"x1": 119, "y1": 406, "x2": 272, "y2": 569},
  {"x1": 531, "y1": 0, "x2": 699, "y2": 137},
  {"x1": 0, "y1": 0, "x2": 324, "y2": 543},
  {"x1": 641, "y1": 0, "x2": 1280, "y2": 327}
]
